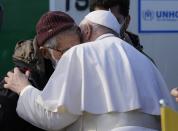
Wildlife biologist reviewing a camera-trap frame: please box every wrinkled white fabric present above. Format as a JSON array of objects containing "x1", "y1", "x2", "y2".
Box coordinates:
[
  {"x1": 17, "y1": 85, "x2": 79, "y2": 131},
  {"x1": 65, "y1": 111, "x2": 160, "y2": 131},
  {"x1": 66, "y1": 125, "x2": 159, "y2": 131},
  {"x1": 111, "y1": 127, "x2": 159, "y2": 131},
  {"x1": 36, "y1": 33, "x2": 175, "y2": 115}
]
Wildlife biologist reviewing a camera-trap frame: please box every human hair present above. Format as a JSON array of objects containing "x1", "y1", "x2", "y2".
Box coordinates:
[
  {"x1": 43, "y1": 25, "x2": 81, "y2": 48},
  {"x1": 92, "y1": 23, "x2": 119, "y2": 37},
  {"x1": 89, "y1": 0, "x2": 130, "y2": 17}
]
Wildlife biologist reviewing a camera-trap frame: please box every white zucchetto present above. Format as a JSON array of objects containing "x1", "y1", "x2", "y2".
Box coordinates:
[{"x1": 83, "y1": 10, "x2": 120, "y2": 34}]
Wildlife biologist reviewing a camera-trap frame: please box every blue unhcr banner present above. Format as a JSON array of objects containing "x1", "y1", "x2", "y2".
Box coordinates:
[{"x1": 138, "y1": 0, "x2": 178, "y2": 33}]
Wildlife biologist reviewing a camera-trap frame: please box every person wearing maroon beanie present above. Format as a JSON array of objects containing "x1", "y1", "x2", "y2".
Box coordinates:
[
  {"x1": 89, "y1": 0, "x2": 155, "y2": 64},
  {"x1": 36, "y1": 11, "x2": 82, "y2": 68},
  {"x1": 3, "y1": 11, "x2": 82, "y2": 130}
]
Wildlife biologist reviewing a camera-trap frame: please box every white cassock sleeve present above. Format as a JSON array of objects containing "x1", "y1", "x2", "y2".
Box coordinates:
[{"x1": 16, "y1": 85, "x2": 79, "y2": 131}]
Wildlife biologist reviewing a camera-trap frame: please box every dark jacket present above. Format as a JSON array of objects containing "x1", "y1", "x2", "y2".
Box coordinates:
[
  {"x1": 0, "y1": 74, "x2": 45, "y2": 131},
  {"x1": 126, "y1": 31, "x2": 155, "y2": 64},
  {"x1": 0, "y1": 39, "x2": 54, "y2": 131}
]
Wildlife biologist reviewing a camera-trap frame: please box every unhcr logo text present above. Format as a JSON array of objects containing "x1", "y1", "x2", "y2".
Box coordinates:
[{"x1": 142, "y1": 10, "x2": 178, "y2": 21}]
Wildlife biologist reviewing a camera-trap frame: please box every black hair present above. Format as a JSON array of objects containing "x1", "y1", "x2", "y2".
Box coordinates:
[{"x1": 89, "y1": 0, "x2": 130, "y2": 17}]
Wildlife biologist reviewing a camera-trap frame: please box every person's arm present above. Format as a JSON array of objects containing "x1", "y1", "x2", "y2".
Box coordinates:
[
  {"x1": 4, "y1": 68, "x2": 79, "y2": 130},
  {"x1": 4, "y1": 47, "x2": 83, "y2": 130},
  {"x1": 17, "y1": 85, "x2": 79, "y2": 131}
]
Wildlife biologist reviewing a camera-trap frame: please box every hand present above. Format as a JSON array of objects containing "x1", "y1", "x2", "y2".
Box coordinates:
[
  {"x1": 4, "y1": 67, "x2": 31, "y2": 94},
  {"x1": 171, "y1": 87, "x2": 178, "y2": 102}
]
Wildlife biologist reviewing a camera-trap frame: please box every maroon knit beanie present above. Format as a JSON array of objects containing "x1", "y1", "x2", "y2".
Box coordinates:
[{"x1": 36, "y1": 11, "x2": 76, "y2": 46}]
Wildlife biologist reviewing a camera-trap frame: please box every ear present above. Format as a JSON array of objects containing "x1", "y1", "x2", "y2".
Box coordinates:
[
  {"x1": 81, "y1": 23, "x2": 92, "y2": 42},
  {"x1": 39, "y1": 47, "x2": 51, "y2": 59}
]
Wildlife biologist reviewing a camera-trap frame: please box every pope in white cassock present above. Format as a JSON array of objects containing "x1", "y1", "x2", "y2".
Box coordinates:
[{"x1": 4, "y1": 10, "x2": 175, "y2": 131}]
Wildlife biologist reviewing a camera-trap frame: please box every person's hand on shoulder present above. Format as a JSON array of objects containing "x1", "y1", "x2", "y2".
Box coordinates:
[{"x1": 4, "y1": 67, "x2": 31, "y2": 94}]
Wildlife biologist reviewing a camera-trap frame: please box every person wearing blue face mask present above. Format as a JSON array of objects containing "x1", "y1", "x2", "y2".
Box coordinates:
[{"x1": 89, "y1": 0, "x2": 155, "y2": 64}]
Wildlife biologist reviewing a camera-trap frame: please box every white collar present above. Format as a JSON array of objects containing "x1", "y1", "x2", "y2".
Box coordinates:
[{"x1": 96, "y1": 33, "x2": 115, "y2": 41}]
